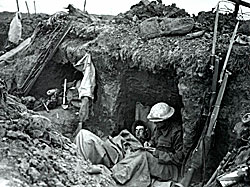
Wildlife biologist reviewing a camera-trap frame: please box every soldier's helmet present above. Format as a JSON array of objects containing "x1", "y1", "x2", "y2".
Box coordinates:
[
  {"x1": 242, "y1": 113, "x2": 250, "y2": 124},
  {"x1": 147, "y1": 102, "x2": 175, "y2": 122}
]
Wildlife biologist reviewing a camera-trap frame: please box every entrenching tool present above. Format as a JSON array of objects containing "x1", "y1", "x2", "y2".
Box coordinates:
[
  {"x1": 62, "y1": 78, "x2": 68, "y2": 110},
  {"x1": 42, "y1": 101, "x2": 50, "y2": 112}
]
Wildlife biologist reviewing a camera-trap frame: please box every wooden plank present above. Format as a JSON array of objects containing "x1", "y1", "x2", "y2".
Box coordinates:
[
  {"x1": 25, "y1": 1, "x2": 30, "y2": 17},
  {"x1": 34, "y1": 1, "x2": 36, "y2": 15}
]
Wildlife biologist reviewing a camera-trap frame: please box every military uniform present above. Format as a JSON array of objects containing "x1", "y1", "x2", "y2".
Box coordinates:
[{"x1": 147, "y1": 121, "x2": 184, "y2": 181}]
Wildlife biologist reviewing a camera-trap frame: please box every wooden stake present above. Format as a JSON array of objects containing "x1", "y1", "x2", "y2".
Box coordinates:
[
  {"x1": 34, "y1": 1, "x2": 36, "y2": 15},
  {"x1": 16, "y1": 0, "x2": 20, "y2": 12},
  {"x1": 84, "y1": 0, "x2": 87, "y2": 12},
  {"x1": 25, "y1": 1, "x2": 30, "y2": 17}
]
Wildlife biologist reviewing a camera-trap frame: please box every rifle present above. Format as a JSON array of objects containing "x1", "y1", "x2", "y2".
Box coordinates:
[
  {"x1": 177, "y1": 18, "x2": 239, "y2": 187},
  {"x1": 175, "y1": 5, "x2": 220, "y2": 187},
  {"x1": 217, "y1": 164, "x2": 249, "y2": 187},
  {"x1": 204, "y1": 148, "x2": 237, "y2": 186},
  {"x1": 177, "y1": 71, "x2": 230, "y2": 187},
  {"x1": 218, "y1": 21, "x2": 239, "y2": 83},
  {"x1": 209, "y1": 2, "x2": 220, "y2": 109},
  {"x1": 205, "y1": 114, "x2": 250, "y2": 186}
]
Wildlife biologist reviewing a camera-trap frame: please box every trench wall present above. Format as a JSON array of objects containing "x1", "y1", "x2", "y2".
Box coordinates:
[{"x1": 1, "y1": 17, "x2": 250, "y2": 178}]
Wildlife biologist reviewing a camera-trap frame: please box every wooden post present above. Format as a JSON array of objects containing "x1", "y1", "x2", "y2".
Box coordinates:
[
  {"x1": 25, "y1": 1, "x2": 30, "y2": 17},
  {"x1": 84, "y1": 0, "x2": 86, "y2": 12},
  {"x1": 16, "y1": 0, "x2": 20, "y2": 12},
  {"x1": 34, "y1": 1, "x2": 36, "y2": 15}
]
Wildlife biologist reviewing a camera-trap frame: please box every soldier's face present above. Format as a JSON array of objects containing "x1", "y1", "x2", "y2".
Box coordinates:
[{"x1": 135, "y1": 126, "x2": 145, "y2": 139}]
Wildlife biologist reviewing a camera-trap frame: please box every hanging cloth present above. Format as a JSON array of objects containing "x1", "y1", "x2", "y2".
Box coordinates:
[
  {"x1": 8, "y1": 12, "x2": 22, "y2": 44},
  {"x1": 74, "y1": 53, "x2": 96, "y2": 99}
]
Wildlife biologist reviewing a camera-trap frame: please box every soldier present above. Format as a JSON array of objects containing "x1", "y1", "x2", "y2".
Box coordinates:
[
  {"x1": 205, "y1": 112, "x2": 250, "y2": 187},
  {"x1": 144, "y1": 102, "x2": 184, "y2": 181},
  {"x1": 112, "y1": 102, "x2": 185, "y2": 186}
]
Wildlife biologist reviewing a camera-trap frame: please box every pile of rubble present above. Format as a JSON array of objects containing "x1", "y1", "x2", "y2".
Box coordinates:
[
  {"x1": 114, "y1": 0, "x2": 189, "y2": 23},
  {"x1": 0, "y1": 80, "x2": 115, "y2": 187}
]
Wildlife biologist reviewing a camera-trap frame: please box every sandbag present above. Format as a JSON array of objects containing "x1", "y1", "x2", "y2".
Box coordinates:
[
  {"x1": 139, "y1": 17, "x2": 160, "y2": 39},
  {"x1": 8, "y1": 12, "x2": 22, "y2": 44},
  {"x1": 140, "y1": 17, "x2": 194, "y2": 39}
]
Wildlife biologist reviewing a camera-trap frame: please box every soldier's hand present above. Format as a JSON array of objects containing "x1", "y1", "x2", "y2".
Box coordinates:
[
  {"x1": 144, "y1": 141, "x2": 151, "y2": 147},
  {"x1": 147, "y1": 147, "x2": 156, "y2": 154}
]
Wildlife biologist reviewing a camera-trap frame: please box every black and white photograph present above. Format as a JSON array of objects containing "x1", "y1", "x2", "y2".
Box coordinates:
[{"x1": 0, "y1": 0, "x2": 249, "y2": 186}]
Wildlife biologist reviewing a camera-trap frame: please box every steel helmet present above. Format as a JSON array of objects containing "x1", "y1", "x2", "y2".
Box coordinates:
[
  {"x1": 147, "y1": 102, "x2": 175, "y2": 122},
  {"x1": 242, "y1": 112, "x2": 250, "y2": 123}
]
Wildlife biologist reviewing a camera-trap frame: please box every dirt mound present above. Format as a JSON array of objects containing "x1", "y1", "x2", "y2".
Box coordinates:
[
  {"x1": 114, "y1": 1, "x2": 189, "y2": 23},
  {"x1": 0, "y1": 87, "x2": 115, "y2": 186}
]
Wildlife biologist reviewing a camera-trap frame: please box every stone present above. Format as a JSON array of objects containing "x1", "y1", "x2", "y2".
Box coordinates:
[
  {"x1": 6, "y1": 130, "x2": 31, "y2": 141},
  {"x1": 139, "y1": 17, "x2": 160, "y2": 39},
  {"x1": 27, "y1": 167, "x2": 40, "y2": 182},
  {"x1": 28, "y1": 129, "x2": 44, "y2": 138},
  {"x1": 0, "y1": 126, "x2": 6, "y2": 138}
]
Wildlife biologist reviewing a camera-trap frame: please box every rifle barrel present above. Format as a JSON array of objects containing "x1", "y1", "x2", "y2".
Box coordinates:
[
  {"x1": 212, "y1": 3, "x2": 219, "y2": 56},
  {"x1": 219, "y1": 22, "x2": 239, "y2": 83}
]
